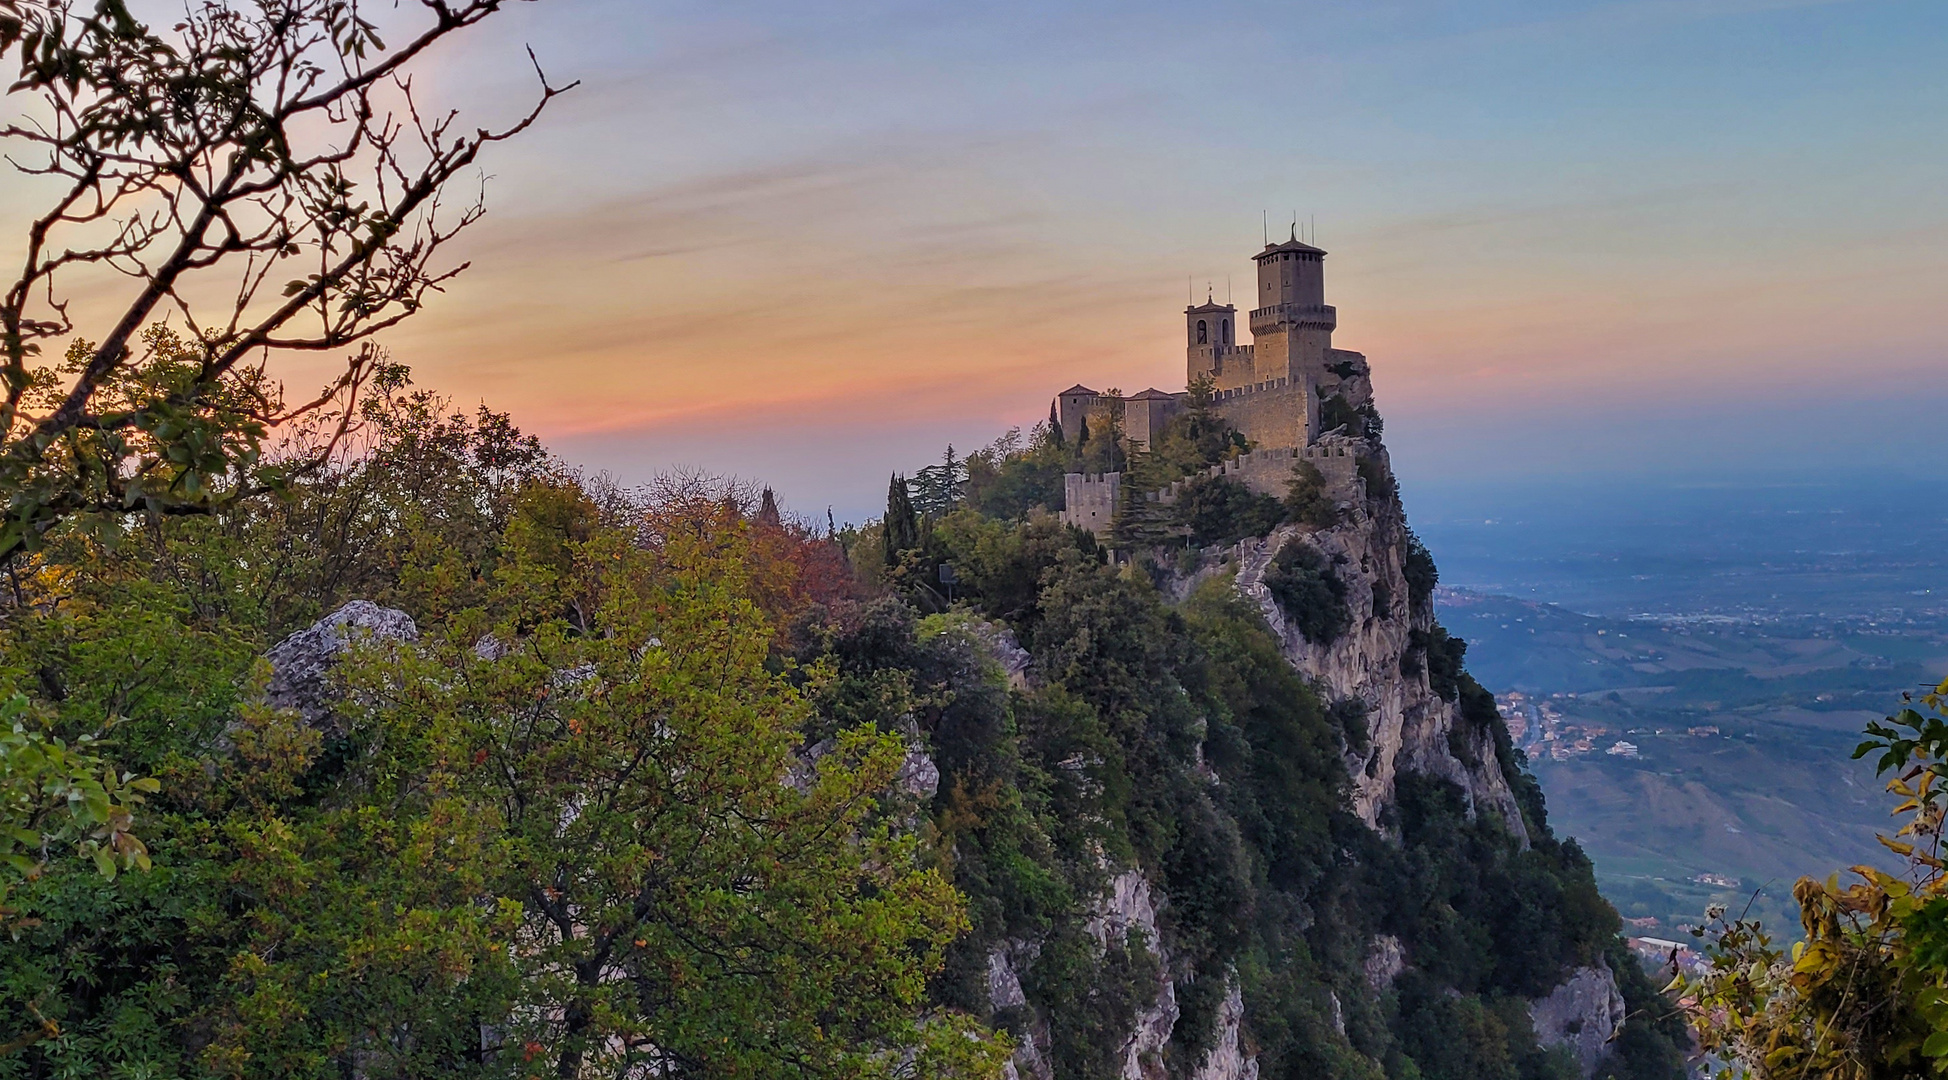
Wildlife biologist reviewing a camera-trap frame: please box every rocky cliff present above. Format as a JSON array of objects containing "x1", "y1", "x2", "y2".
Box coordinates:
[
  {"x1": 886, "y1": 371, "x2": 1691, "y2": 1080},
  {"x1": 1236, "y1": 485, "x2": 1528, "y2": 839},
  {"x1": 970, "y1": 475, "x2": 1639, "y2": 1079}
]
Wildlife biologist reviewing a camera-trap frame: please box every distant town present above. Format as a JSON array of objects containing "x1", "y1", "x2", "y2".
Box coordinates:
[{"x1": 1494, "y1": 690, "x2": 1721, "y2": 762}]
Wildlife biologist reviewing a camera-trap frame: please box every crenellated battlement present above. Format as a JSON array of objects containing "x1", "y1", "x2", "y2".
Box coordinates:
[
  {"x1": 1213, "y1": 377, "x2": 1288, "y2": 401},
  {"x1": 1248, "y1": 302, "x2": 1335, "y2": 334}
]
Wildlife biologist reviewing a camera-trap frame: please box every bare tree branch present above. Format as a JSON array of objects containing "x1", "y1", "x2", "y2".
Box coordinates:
[{"x1": 0, "y1": 0, "x2": 574, "y2": 560}]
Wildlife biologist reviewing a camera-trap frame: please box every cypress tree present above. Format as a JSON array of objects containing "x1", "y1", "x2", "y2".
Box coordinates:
[
  {"x1": 882, "y1": 474, "x2": 919, "y2": 567},
  {"x1": 940, "y1": 445, "x2": 962, "y2": 509},
  {"x1": 1111, "y1": 474, "x2": 1172, "y2": 550},
  {"x1": 1049, "y1": 400, "x2": 1064, "y2": 447}
]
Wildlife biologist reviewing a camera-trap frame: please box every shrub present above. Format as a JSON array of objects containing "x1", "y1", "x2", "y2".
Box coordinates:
[
  {"x1": 1262, "y1": 541, "x2": 1351, "y2": 646},
  {"x1": 1329, "y1": 697, "x2": 1371, "y2": 753},
  {"x1": 1318, "y1": 394, "x2": 1384, "y2": 439},
  {"x1": 1357, "y1": 455, "x2": 1396, "y2": 502},
  {"x1": 1284, "y1": 462, "x2": 1341, "y2": 529},
  {"x1": 1173, "y1": 475, "x2": 1284, "y2": 547},
  {"x1": 1403, "y1": 626, "x2": 1466, "y2": 703},
  {"x1": 1403, "y1": 529, "x2": 1438, "y2": 606}
]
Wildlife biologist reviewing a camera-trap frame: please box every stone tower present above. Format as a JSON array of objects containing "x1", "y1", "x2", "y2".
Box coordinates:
[
  {"x1": 1185, "y1": 291, "x2": 1241, "y2": 386},
  {"x1": 1243, "y1": 228, "x2": 1334, "y2": 386}
]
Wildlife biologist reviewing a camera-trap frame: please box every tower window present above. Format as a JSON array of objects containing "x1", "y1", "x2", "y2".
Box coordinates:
[
  {"x1": 1196, "y1": 320, "x2": 1207, "y2": 344},
  {"x1": 1221, "y1": 320, "x2": 1231, "y2": 345}
]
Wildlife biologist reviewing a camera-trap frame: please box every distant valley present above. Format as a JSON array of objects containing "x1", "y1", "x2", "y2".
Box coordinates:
[{"x1": 1422, "y1": 475, "x2": 1948, "y2": 938}]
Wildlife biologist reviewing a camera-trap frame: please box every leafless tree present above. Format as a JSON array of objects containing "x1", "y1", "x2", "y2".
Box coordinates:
[{"x1": 0, "y1": 0, "x2": 573, "y2": 561}]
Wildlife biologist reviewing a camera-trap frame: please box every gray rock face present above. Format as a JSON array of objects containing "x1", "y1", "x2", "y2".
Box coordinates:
[
  {"x1": 987, "y1": 944, "x2": 1030, "y2": 1012},
  {"x1": 1189, "y1": 977, "x2": 1259, "y2": 1080},
  {"x1": 998, "y1": 871, "x2": 1195, "y2": 1080},
  {"x1": 989, "y1": 941, "x2": 1052, "y2": 1080},
  {"x1": 1528, "y1": 962, "x2": 1626, "y2": 1076},
  {"x1": 264, "y1": 601, "x2": 418, "y2": 731},
  {"x1": 898, "y1": 746, "x2": 941, "y2": 800},
  {"x1": 969, "y1": 619, "x2": 1033, "y2": 689},
  {"x1": 1363, "y1": 934, "x2": 1406, "y2": 992},
  {"x1": 1233, "y1": 483, "x2": 1529, "y2": 844},
  {"x1": 1086, "y1": 870, "x2": 1178, "y2": 1080},
  {"x1": 790, "y1": 736, "x2": 939, "y2": 805}
]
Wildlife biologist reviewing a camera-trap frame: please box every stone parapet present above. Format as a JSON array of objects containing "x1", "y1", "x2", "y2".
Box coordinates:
[
  {"x1": 1147, "y1": 441, "x2": 1363, "y2": 506},
  {"x1": 1207, "y1": 380, "x2": 1310, "y2": 453},
  {"x1": 1212, "y1": 377, "x2": 1288, "y2": 401},
  {"x1": 1248, "y1": 302, "x2": 1335, "y2": 333}
]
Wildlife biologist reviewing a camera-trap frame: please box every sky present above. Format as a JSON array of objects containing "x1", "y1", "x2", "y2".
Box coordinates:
[{"x1": 7, "y1": 0, "x2": 1947, "y2": 524}]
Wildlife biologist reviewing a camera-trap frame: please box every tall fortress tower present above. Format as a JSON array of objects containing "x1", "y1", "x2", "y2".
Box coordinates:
[{"x1": 1055, "y1": 228, "x2": 1367, "y2": 458}]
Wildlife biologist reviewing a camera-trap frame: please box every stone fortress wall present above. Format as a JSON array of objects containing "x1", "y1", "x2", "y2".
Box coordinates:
[
  {"x1": 1062, "y1": 440, "x2": 1365, "y2": 535},
  {"x1": 1148, "y1": 441, "x2": 1363, "y2": 506},
  {"x1": 1207, "y1": 379, "x2": 1306, "y2": 453}
]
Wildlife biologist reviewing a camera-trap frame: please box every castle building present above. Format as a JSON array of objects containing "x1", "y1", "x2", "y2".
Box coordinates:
[
  {"x1": 1054, "y1": 229, "x2": 1365, "y2": 458},
  {"x1": 1057, "y1": 231, "x2": 1372, "y2": 536}
]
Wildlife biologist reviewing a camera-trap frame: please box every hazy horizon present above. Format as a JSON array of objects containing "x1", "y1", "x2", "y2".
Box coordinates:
[{"x1": 5, "y1": 0, "x2": 1943, "y2": 529}]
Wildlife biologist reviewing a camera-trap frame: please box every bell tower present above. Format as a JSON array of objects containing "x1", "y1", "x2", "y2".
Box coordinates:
[{"x1": 1185, "y1": 288, "x2": 1240, "y2": 386}]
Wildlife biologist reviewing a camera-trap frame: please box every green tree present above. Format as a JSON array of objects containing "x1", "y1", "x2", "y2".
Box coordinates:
[
  {"x1": 1112, "y1": 466, "x2": 1177, "y2": 550},
  {"x1": 0, "y1": 694, "x2": 156, "y2": 917},
  {"x1": 914, "y1": 446, "x2": 968, "y2": 518},
  {"x1": 963, "y1": 426, "x2": 1072, "y2": 521},
  {"x1": 0, "y1": 399, "x2": 1008, "y2": 1078},
  {"x1": 341, "y1": 514, "x2": 1005, "y2": 1078},
  {"x1": 1172, "y1": 475, "x2": 1283, "y2": 548},
  {"x1": 885, "y1": 474, "x2": 921, "y2": 567},
  {"x1": 1403, "y1": 528, "x2": 1439, "y2": 606},
  {"x1": 1261, "y1": 540, "x2": 1351, "y2": 645},
  {"x1": 1285, "y1": 461, "x2": 1342, "y2": 529}
]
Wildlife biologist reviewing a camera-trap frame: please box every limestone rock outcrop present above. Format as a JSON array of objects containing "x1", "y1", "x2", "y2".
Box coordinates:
[
  {"x1": 898, "y1": 745, "x2": 941, "y2": 801},
  {"x1": 989, "y1": 940, "x2": 1051, "y2": 1080},
  {"x1": 264, "y1": 600, "x2": 418, "y2": 732},
  {"x1": 964, "y1": 617, "x2": 1033, "y2": 689},
  {"x1": 1087, "y1": 871, "x2": 1178, "y2": 1080},
  {"x1": 1189, "y1": 978, "x2": 1259, "y2": 1080},
  {"x1": 1529, "y1": 962, "x2": 1627, "y2": 1075},
  {"x1": 1363, "y1": 934, "x2": 1406, "y2": 992}
]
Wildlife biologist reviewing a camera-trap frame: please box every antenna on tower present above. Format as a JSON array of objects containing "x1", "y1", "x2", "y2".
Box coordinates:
[
  {"x1": 1226, "y1": 275, "x2": 1232, "y2": 304},
  {"x1": 1262, "y1": 211, "x2": 1268, "y2": 245},
  {"x1": 1311, "y1": 214, "x2": 1317, "y2": 246}
]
